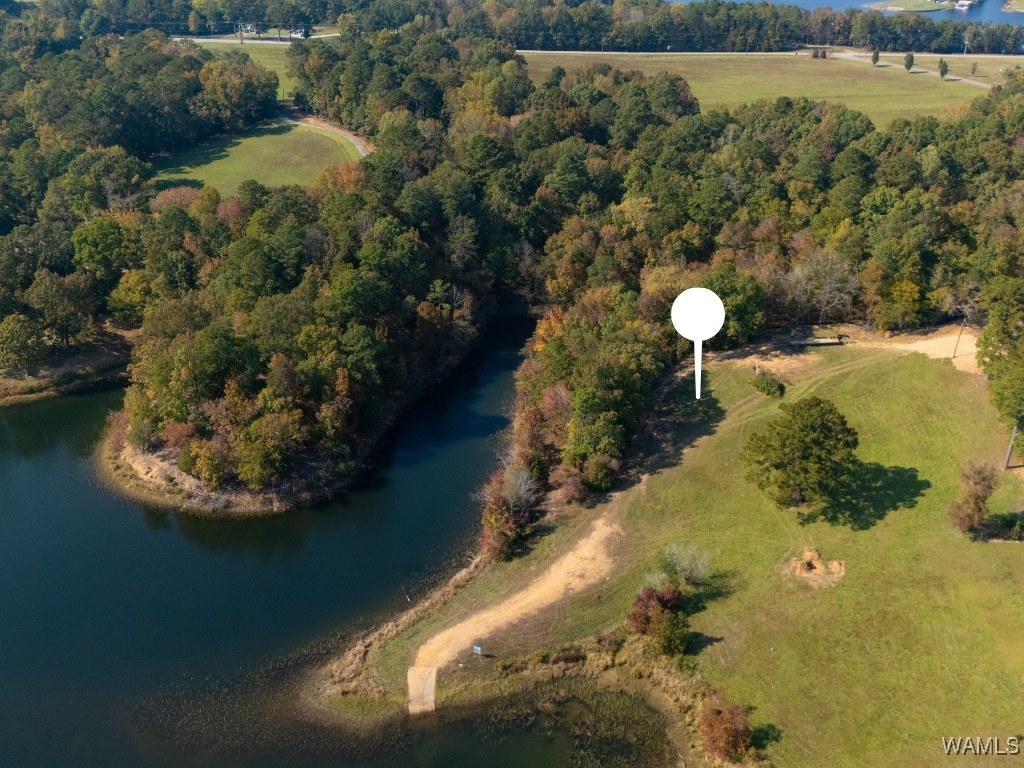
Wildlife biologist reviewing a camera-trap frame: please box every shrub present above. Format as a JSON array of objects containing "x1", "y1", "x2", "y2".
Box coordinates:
[
  {"x1": 626, "y1": 584, "x2": 682, "y2": 634},
  {"x1": 648, "y1": 607, "x2": 689, "y2": 656},
  {"x1": 162, "y1": 420, "x2": 196, "y2": 452},
  {"x1": 596, "y1": 630, "x2": 623, "y2": 653},
  {"x1": 751, "y1": 369, "x2": 784, "y2": 399},
  {"x1": 501, "y1": 462, "x2": 540, "y2": 514},
  {"x1": 178, "y1": 443, "x2": 198, "y2": 475},
  {"x1": 582, "y1": 453, "x2": 619, "y2": 491},
  {"x1": 551, "y1": 646, "x2": 585, "y2": 664},
  {"x1": 699, "y1": 688, "x2": 751, "y2": 761},
  {"x1": 480, "y1": 469, "x2": 532, "y2": 560},
  {"x1": 549, "y1": 463, "x2": 587, "y2": 502},
  {"x1": 947, "y1": 462, "x2": 999, "y2": 533},
  {"x1": 661, "y1": 543, "x2": 711, "y2": 586},
  {"x1": 192, "y1": 440, "x2": 228, "y2": 487}
]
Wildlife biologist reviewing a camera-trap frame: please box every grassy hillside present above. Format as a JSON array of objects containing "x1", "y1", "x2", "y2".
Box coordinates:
[
  {"x1": 370, "y1": 345, "x2": 1024, "y2": 767},
  {"x1": 522, "y1": 52, "x2": 984, "y2": 127},
  {"x1": 642, "y1": 349, "x2": 1024, "y2": 767},
  {"x1": 154, "y1": 121, "x2": 359, "y2": 195}
]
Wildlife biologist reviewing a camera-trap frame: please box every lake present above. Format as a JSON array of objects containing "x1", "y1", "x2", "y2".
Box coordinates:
[
  {"x1": 0, "y1": 317, "x2": 584, "y2": 767},
  {"x1": 731, "y1": 0, "x2": 1024, "y2": 27}
]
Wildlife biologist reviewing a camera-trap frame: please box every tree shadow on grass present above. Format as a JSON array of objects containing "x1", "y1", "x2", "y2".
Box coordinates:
[
  {"x1": 628, "y1": 370, "x2": 727, "y2": 481},
  {"x1": 678, "y1": 570, "x2": 735, "y2": 616},
  {"x1": 750, "y1": 721, "x2": 783, "y2": 751},
  {"x1": 685, "y1": 631, "x2": 723, "y2": 656},
  {"x1": 153, "y1": 122, "x2": 296, "y2": 188},
  {"x1": 799, "y1": 461, "x2": 930, "y2": 530}
]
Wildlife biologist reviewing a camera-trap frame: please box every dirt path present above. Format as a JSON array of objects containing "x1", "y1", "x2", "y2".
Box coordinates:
[
  {"x1": 407, "y1": 666, "x2": 436, "y2": 716},
  {"x1": 279, "y1": 111, "x2": 375, "y2": 156},
  {"x1": 407, "y1": 515, "x2": 623, "y2": 713},
  {"x1": 851, "y1": 323, "x2": 981, "y2": 373}
]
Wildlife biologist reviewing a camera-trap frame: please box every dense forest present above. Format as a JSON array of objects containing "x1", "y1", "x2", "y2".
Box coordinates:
[
  {"x1": 9, "y1": 0, "x2": 1024, "y2": 54},
  {"x1": 0, "y1": 7, "x2": 1022, "y2": 537}
]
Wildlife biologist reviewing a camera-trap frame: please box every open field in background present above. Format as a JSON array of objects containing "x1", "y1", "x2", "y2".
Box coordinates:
[
  {"x1": 154, "y1": 121, "x2": 358, "y2": 195},
  {"x1": 872, "y1": 51, "x2": 1024, "y2": 81},
  {"x1": 869, "y1": 0, "x2": 953, "y2": 11},
  {"x1": 371, "y1": 344, "x2": 1024, "y2": 767},
  {"x1": 199, "y1": 42, "x2": 298, "y2": 99},
  {"x1": 522, "y1": 51, "x2": 986, "y2": 126}
]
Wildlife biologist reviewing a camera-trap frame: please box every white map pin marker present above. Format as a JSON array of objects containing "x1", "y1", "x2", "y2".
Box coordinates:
[{"x1": 671, "y1": 288, "x2": 725, "y2": 399}]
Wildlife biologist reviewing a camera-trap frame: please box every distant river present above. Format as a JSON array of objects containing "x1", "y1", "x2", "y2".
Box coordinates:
[{"x1": 0, "y1": 317, "x2": 578, "y2": 767}]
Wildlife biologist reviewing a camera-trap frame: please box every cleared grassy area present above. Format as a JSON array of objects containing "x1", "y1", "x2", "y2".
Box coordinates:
[
  {"x1": 642, "y1": 350, "x2": 1024, "y2": 767},
  {"x1": 199, "y1": 42, "x2": 298, "y2": 100},
  {"x1": 154, "y1": 121, "x2": 358, "y2": 195},
  {"x1": 522, "y1": 52, "x2": 984, "y2": 126},
  {"x1": 874, "y1": 52, "x2": 1024, "y2": 83},
  {"x1": 371, "y1": 345, "x2": 1024, "y2": 767},
  {"x1": 869, "y1": 0, "x2": 952, "y2": 11}
]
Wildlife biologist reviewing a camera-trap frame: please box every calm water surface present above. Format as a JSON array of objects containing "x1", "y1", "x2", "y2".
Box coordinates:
[
  {"x1": 729, "y1": 0, "x2": 1024, "y2": 27},
  {"x1": 0, "y1": 318, "x2": 576, "y2": 767}
]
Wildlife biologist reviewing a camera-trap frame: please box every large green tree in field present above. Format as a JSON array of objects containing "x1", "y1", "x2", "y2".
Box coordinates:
[{"x1": 742, "y1": 397, "x2": 859, "y2": 507}]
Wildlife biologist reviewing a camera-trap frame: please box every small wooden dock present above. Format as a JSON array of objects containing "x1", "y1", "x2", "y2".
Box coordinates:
[{"x1": 787, "y1": 337, "x2": 844, "y2": 347}]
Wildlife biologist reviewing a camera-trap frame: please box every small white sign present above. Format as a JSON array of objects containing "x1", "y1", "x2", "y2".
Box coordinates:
[{"x1": 472, "y1": 645, "x2": 482, "y2": 655}]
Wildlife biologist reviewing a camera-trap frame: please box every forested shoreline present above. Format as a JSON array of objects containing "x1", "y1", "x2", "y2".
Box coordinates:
[{"x1": 0, "y1": 2, "x2": 1022, "y2": 521}]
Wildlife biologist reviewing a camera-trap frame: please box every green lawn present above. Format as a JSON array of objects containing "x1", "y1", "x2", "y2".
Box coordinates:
[
  {"x1": 874, "y1": 52, "x2": 1024, "y2": 83},
  {"x1": 522, "y1": 52, "x2": 985, "y2": 127},
  {"x1": 154, "y1": 121, "x2": 359, "y2": 195},
  {"x1": 869, "y1": 0, "x2": 953, "y2": 11},
  {"x1": 199, "y1": 42, "x2": 297, "y2": 100},
  {"x1": 371, "y1": 345, "x2": 1024, "y2": 767},
  {"x1": 639, "y1": 350, "x2": 1024, "y2": 767}
]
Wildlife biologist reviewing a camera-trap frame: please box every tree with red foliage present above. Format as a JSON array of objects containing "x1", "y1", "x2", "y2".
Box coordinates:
[
  {"x1": 699, "y1": 688, "x2": 751, "y2": 762},
  {"x1": 626, "y1": 584, "x2": 682, "y2": 634}
]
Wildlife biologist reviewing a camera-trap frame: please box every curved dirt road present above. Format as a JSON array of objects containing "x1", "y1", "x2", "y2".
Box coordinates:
[{"x1": 278, "y1": 111, "x2": 374, "y2": 157}]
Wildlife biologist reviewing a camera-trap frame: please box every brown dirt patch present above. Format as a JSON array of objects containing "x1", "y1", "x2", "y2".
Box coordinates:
[
  {"x1": 711, "y1": 341, "x2": 821, "y2": 379},
  {"x1": 714, "y1": 322, "x2": 982, "y2": 377},
  {"x1": 846, "y1": 323, "x2": 980, "y2": 373},
  {"x1": 782, "y1": 548, "x2": 846, "y2": 588},
  {"x1": 414, "y1": 516, "x2": 624, "y2": 670}
]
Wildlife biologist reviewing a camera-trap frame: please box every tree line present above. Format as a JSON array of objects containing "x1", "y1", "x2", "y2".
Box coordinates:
[{"x1": 10, "y1": 0, "x2": 1024, "y2": 55}]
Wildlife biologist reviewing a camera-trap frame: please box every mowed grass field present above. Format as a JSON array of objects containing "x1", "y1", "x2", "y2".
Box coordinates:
[
  {"x1": 199, "y1": 42, "x2": 298, "y2": 100},
  {"x1": 154, "y1": 122, "x2": 359, "y2": 195},
  {"x1": 522, "y1": 52, "x2": 986, "y2": 126},
  {"x1": 370, "y1": 345, "x2": 1024, "y2": 767},
  {"x1": 874, "y1": 52, "x2": 1024, "y2": 82}
]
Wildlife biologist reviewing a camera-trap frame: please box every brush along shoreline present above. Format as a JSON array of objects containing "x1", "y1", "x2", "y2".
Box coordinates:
[{"x1": 95, "y1": 322, "x2": 501, "y2": 516}]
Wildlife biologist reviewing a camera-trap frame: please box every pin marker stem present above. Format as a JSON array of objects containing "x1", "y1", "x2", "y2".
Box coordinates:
[
  {"x1": 670, "y1": 287, "x2": 724, "y2": 401},
  {"x1": 694, "y1": 339, "x2": 702, "y2": 399}
]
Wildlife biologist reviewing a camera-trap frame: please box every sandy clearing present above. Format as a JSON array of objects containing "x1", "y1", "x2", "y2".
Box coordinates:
[
  {"x1": 407, "y1": 667, "x2": 436, "y2": 716},
  {"x1": 853, "y1": 323, "x2": 980, "y2": 373},
  {"x1": 717, "y1": 323, "x2": 982, "y2": 377},
  {"x1": 413, "y1": 517, "x2": 623, "y2": 670}
]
